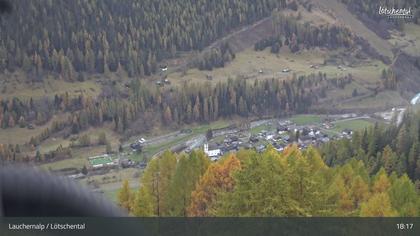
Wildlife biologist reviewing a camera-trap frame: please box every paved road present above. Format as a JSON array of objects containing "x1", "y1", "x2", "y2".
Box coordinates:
[
  {"x1": 396, "y1": 108, "x2": 406, "y2": 126},
  {"x1": 330, "y1": 115, "x2": 371, "y2": 124},
  {"x1": 123, "y1": 130, "x2": 186, "y2": 148},
  {"x1": 250, "y1": 119, "x2": 275, "y2": 128}
]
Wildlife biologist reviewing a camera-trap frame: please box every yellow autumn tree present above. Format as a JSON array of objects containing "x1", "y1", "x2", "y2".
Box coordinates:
[
  {"x1": 131, "y1": 186, "x2": 154, "y2": 216},
  {"x1": 117, "y1": 179, "x2": 132, "y2": 212},
  {"x1": 333, "y1": 176, "x2": 354, "y2": 215},
  {"x1": 188, "y1": 154, "x2": 241, "y2": 216},
  {"x1": 350, "y1": 176, "x2": 370, "y2": 209},
  {"x1": 372, "y1": 169, "x2": 391, "y2": 193},
  {"x1": 360, "y1": 192, "x2": 397, "y2": 217},
  {"x1": 136, "y1": 150, "x2": 177, "y2": 216}
]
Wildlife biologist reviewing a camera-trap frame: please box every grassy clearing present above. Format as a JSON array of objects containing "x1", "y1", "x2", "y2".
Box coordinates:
[
  {"x1": 0, "y1": 73, "x2": 100, "y2": 100},
  {"x1": 82, "y1": 168, "x2": 141, "y2": 202},
  {"x1": 40, "y1": 146, "x2": 105, "y2": 170},
  {"x1": 339, "y1": 91, "x2": 407, "y2": 110},
  {"x1": 326, "y1": 81, "x2": 369, "y2": 101},
  {"x1": 166, "y1": 47, "x2": 386, "y2": 88},
  {"x1": 332, "y1": 119, "x2": 374, "y2": 132},
  {"x1": 0, "y1": 114, "x2": 69, "y2": 145},
  {"x1": 36, "y1": 125, "x2": 121, "y2": 172},
  {"x1": 36, "y1": 124, "x2": 120, "y2": 157},
  {"x1": 38, "y1": 137, "x2": 71, "y2": 153},
  {"x1": 290, "y1": 114, "x2": 325, "y2": 125},
  {"x1": 103, "y1": 187, "x2": 137, "y2": 202},
  {"x1": 0, "y1": 126, "x2": 47, "y2": 145},
  {"x1": 250, "y1": 123, "x2": 272, "y2": 135},
  {"x1": 40, "y1": 155, "x2": 89, "y2": 171},
  {"x1": 103, "y1": 189, "x2": 119, "y2": 202},
  {"x1": 389, "y1": 24, "x2": 420, "y2": 57}
]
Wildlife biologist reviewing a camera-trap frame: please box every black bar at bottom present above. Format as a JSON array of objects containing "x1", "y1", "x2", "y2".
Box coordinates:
[{"x1": 1, "y1": 217, "x2": 419, "y2": 236}]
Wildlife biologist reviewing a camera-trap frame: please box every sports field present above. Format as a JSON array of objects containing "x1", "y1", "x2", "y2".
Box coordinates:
[{"x1": 89, "y1": 155, "x2": 114, "y2": 166}]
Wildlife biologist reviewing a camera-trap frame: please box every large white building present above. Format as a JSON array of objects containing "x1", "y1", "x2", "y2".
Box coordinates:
[{"x1": 204, "y1": 143, "x2": 221, "y2": 158}]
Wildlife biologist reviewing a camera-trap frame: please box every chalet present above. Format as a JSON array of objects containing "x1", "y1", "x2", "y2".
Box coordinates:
[
  {"x1": 160, "y1": 65, "x2": 168, "y2": 72},
  {"x1": 139, "y1": 162, "x2": 147, "y2": 169},
  {"x1": 249, "y1": 136, "x2": 259, "y2": 143},
  {"x1": 120, "y1": 159, "x2": 135, "y2": 168},
  {"x1": 277, "y1": 125, "x2": 288, "y2": 132},
  {"x1": 130, "y1": 142, "x2": 142, "y2": 151},
  {"x1": 342, "y1": 129, "x2": 353, "y2": 135},
  {"x1": 230, "y1": 136, "x2": 239, "y2": 142},
  {"x1": 266, "y1": 134, "x2": 274, "y2": 140}
]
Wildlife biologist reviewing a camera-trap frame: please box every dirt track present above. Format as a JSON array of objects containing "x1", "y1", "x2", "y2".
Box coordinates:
[{"x1": 206, "y1": 16, "x2": 275, "y2": 53}]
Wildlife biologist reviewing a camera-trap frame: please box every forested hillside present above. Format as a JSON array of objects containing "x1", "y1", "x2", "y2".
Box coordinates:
[
  {"x1": 342, "y1": 0, "x2": 420, "y2": 24},
  {"x1": 0, "y1": 73, "x2": 355, "y2": 162},
  {"x1": 341, "y1": 0, "x2": 420, "y2": 38},
  {"x1": 321, "y1": 109, "x2": 420, "y2": 182},
  {"x1": 0, "y1": 0, "x2": 285, "y2": 77},
  {"x1": 118, "y1": 145, "x2": 420, "y2": 217},
  {"x1": 255, "y1": 12, "x2": 355, "y2": 53}
]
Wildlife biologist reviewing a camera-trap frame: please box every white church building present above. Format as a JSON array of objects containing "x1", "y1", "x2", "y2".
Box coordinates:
[{"x1": 204, "y1": 143, "x2": 222, "y2": 160}]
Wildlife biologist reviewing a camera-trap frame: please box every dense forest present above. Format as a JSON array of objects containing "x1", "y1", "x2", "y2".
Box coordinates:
[
  {"x1": 0, "y1": 72, "x2": 352, "y2": 131},
  {"x1": 255, "y1": 13, "x2": 355, "y2": 53},
  {"x1": 321, "y1": 109, "x2": 420, "y2": 182},
  {"x1": 196, "y1": 42, "x2": 236, "y2": 70},
  {"x1": 118, "y1": 145, "x2": 420, "y2": 216},
  {"x1": 0, "y1": 0, "x2": 286, "y2": 77}
]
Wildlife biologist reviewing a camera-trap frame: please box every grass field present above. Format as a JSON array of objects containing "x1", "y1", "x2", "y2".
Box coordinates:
[
  {"x1": 79, "y1": 168, "x2": 141, "y2": 202},
  {"x1": 40, "y1": 146, "x2": 105, "y2": 170},
  {"x1": 103, "y1": 186, "x2": 138, "y2": 202},
  {"x1": 291, "y1": 114, "x2": 326, "y2": 125},
  {"x1": 332, "y1": 119, "x2": 374, "y2": 132},
  {"x1": 165, "y1": 47, "x2": 387, "y2": 89},
  {"x1": 0, "y1": 114, "x2": 69, "y2": 145},
  {"x1": 0, "y1": 72, "x2": 101, "y2": 100},
  {"x1": 338, "y1": 91, "x2": 407, "y2": 110},
  {"x1": 250, "y1": 123, "x2": 272, "y2": 135},
  {"x1": 89, "y1": 155, "x2": 114, "y2": 166},
  {"x1": 41, "y1": 155, "x2": 89, "y2": 171},
  {"x1": 389, "y1": 24, "x2": 420, "y2": 57}
]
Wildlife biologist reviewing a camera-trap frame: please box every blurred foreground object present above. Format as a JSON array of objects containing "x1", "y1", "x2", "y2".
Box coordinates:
[
  {"x1": 0, "y1": 166, "x2": 125, "y2": 216},
  {"x1": 0, "y1": 0, "x2": 11, "y2": 14}
]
